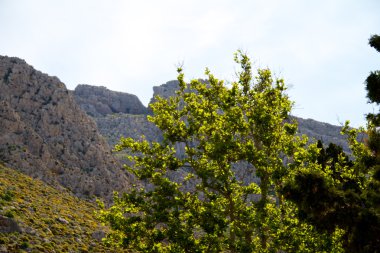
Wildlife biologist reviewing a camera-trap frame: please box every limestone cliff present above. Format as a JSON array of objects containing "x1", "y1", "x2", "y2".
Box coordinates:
[
  {"x1": 0, "y1": 56, "x2": 132, "y2": 200},
  {"x1": 73, "y1": 84, "x2": 148, "y2": 117},
  {"x1": 150, "y1": 80, "x2": 180, "y2": 104}
]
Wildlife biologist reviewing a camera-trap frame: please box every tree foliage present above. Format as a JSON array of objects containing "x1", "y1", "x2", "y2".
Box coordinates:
[
  {"x1": 366, "y1": 34, "x2": 380, "y2": 127},
  {"x1": 98, "y1": 52, "x2": 341, "y2": 252},
  {"x1": 369, "y1": 34, "x2": 380, "y2": 53},
  {"x1": 282, "y1": 130, "x2": 380, "y2": 252},
  {"x1": 282, "y1": 35, "x2": 380, "y2": 253}
]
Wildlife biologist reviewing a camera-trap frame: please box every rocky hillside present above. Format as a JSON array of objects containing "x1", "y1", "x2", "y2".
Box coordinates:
[
  {"x1": 95, "y1": 114, "x2": 162, "y2": 145},
  {"x1": 296, "y1": 117, "x2": 357, "y2": 151},
  {"x1": 0, "y1": 165, "x2": 125, "y2": 252},
  {"x1": 0, "y1": 56, "x2": 132, "y2": 200},
  {"x1": 73, "y1": 84, "x2": 148, "y2": 117}
]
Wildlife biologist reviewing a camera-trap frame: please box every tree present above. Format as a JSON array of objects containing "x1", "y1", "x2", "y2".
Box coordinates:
[
  {"x1": 281, "y1": 35, "x2": 380, "y2": 253},
  {"x1": 98, "y1": 52, "x2": 342, "y2": 252},
  {"x1": 369, "y1": 34, "x2": 380, "y2": 53},
  {"x1": 366, "y1": 35, "x2": 380, "y2": 154}
]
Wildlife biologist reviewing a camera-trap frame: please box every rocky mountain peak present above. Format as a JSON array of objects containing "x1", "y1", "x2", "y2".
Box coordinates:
[
  {"x1": 151, "y1": 80, "x2": 180, "y2": 101},
  {"x1": 0, "y1": 55, "x2": 132, "y2": 200}
]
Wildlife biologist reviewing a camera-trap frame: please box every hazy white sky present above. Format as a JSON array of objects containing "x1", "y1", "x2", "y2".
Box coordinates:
[{"x1": 1, "y1": 0, "x2": 379, "y2": 127}]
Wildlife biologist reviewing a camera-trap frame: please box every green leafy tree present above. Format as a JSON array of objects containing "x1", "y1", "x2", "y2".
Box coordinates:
[
  {"x1": 281, "y1": 35, "x2": 380, "y2": 253},
  {"x1": 98, "y1": 52, "x2": 342, "y2": 252}
]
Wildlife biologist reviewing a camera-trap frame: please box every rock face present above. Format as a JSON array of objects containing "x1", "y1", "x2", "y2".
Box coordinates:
[
  {"x1": 84, "y1": 80, "x2": 183, "y2": 148},
  {"x1": 150, "y1": 80, "x2": 180, "y2": 104},
  {"x1": 95, "y1": 114, "x2": 162, "y2": 146},
  {"x1": 296, "y1": 117, "x2": 357, "y2": 152},
  {"x1": 73, "y1": 84, "x2": 148, "y2": 117},
  {"x1": 0, "y1": 215, "x2": 22, "y2": 233},
  {"x1": 0, "y1": 56, "x2": 131, "y2": 199}
]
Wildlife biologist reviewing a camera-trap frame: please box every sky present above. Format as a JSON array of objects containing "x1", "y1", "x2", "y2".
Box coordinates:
[{"x1": 1, "y1": 0, "x2": 379, "y2": 127}]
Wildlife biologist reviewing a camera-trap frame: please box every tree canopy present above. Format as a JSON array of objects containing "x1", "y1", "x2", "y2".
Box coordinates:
[{"x1": 98, "y1": 52, "x2": 342, "y2": 252}]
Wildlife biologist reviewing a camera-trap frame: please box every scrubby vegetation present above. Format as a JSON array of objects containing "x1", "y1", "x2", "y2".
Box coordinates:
[{"x1": 0, "y1": 165, "x2": 125, "y2": 252}]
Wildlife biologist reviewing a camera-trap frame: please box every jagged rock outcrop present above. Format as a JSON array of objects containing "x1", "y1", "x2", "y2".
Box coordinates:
[
  {"x1": 150, "y1": 80, "x2": 180, "y2": 104},
  {"x1": 73, "y1": 84, "x2": 148, "y2": 117},
  {"x1": 0, "y1": 215, "x2": 22, "y2": 233},
  {"x1": 0, "y1": 56, "x2": 132, "y2": 200}
]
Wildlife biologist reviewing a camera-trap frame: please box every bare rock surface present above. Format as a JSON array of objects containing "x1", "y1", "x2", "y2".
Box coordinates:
[
  {"x1": 0, "y1": 215, "x2": 22, "y2": 233},
  {"x1": 150, "y1": 80, "x2": 180, "y2": 104},
  {"x1": 95, "y1": 114, "x2": 162, "y2": 146},
  {"x1": 0, "y1": 56, "x2": 132, "y2": 200},
  {"x1": 295, "y1": 117, "x2": 354, "y2": 152},
  {"x1": 73, "y1": 84, "x2": 148, "y2": 117}
]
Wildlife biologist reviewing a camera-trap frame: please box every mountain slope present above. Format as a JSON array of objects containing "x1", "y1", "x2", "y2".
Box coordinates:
[{"x1": 0, "y1": 165, "x2": 126, "y2": 252}]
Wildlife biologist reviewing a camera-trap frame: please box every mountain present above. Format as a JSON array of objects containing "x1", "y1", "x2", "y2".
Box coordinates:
[
  {"x1": 0, "y1": 56, "x2": 132, "y2": 200},
  {"x1": 0, "y1": 54, "x2": 354, "y2": 201},
  {"x1": 0, "y1": 55, "x2": 360, "y2": 251}
]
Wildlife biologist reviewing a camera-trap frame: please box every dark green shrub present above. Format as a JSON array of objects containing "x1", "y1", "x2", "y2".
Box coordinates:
[
  {"x1": 1, "y1": 188, "x2": 15, "y2": 201},
  {"x1": 4, "y1": 209, "x2": 15, "y2": 218},
  {"x1": 20, "y1": 241, "x2": 29, "y2": 249}
]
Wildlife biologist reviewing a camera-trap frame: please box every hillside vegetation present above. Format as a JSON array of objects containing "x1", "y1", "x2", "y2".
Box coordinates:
[{"x1": 0, "y1": 165, "x2": 125, "y2": 253}]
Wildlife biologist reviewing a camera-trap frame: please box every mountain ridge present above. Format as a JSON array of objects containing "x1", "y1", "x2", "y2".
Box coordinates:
[{"x1": 73, "y1": 84, "x2": 148, "y2": 116}]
